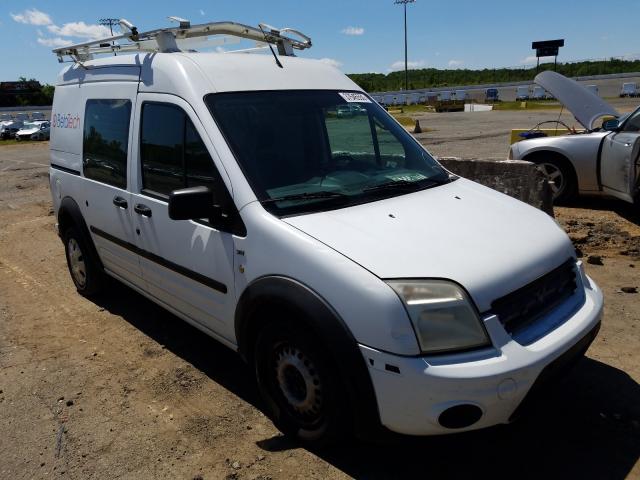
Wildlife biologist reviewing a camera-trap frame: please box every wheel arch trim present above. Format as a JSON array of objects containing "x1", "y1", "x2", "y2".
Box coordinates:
[
  {"x1": 58, "y1": 196, "x2": 103, "y2": 270},
  {"x1": 235, "y1": 275, "x2": 387, "y2": 439}
]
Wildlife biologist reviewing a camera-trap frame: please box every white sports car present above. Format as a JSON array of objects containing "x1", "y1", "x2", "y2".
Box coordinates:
[{"x1": 509, "y1": 71, "x2": 639, "y2": 206}]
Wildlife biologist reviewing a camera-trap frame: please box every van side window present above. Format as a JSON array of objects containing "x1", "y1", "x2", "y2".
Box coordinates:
[
  {"x1": 140, "y1": 103, "x2": 219, "y2": 196},
  {"x1": 83, "y1": 99, "x2": 131, "y2": 189}
]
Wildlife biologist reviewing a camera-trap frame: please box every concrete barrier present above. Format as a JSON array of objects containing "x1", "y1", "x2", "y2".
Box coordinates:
[{"x1": 438, "y1": 157, "x2": 554, "y2": 216}]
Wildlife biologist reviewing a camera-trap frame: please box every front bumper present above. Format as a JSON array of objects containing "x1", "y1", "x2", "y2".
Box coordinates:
[{"x1": 359, "y1": 273, "x2": 603, "y2": 436}]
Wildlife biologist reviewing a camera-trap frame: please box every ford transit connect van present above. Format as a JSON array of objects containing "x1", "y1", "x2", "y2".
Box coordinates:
[{"x1": 49, "y1": 20, "x2": 603, "y2": 446}]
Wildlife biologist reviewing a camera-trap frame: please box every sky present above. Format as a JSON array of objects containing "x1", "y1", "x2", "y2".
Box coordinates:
[{"x1": 1, "y1": 0, "x2": 639, "y2": 84}]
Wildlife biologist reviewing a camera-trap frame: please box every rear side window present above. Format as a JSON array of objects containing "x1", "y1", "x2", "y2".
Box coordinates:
[
  {"x1": 140, "y1": 103, "x2": 220, "y2": 196},
  {"x1": 83, "y1": 99, "x2": 131, "y2": 189}
]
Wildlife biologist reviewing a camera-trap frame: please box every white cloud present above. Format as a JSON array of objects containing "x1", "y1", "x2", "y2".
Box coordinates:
[
  {"x1": 520, "y1": 55, "x2": 555, "y2": 65},
  {"x1": 200, "y1": 9, "x2": 205, "y2": 16},
  {"x1": 448, "y1": 59, "x2": 464, "y2": 68},
  {"x1": 10, "y1": 8, "x2": 53, "y2": 26},
  {"x1": 48, "y1": 22, "x2": 110, "y2": 40},
  {"x1": 318, "y1": 58, "x2": 343, "y2": 69},
  {"x1": 341, "y1": 26, "x2": 364, "y2": 36},
  {"x1": 389, "y1": 59, "x2": 426, "y2": 71},
  {"x1": 37, "y1": 37, "x2": 73, "y2": 47}
]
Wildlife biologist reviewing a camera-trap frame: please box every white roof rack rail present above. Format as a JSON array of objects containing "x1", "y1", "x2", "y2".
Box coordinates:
[{"x1": 52, "y1": 18, "x2": 312, "y2": 63}]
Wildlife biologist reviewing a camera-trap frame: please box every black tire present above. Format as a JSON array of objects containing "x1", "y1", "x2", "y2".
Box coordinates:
[
  {"x1": 531, "y1": 155, "x2": 578, "y2": 204},
  {"x1": 254, "y1": 319, "x2": 349, "y2": 447},
  {"x1": 63, "y1": 226, "x2": 103, "y2": 296}
]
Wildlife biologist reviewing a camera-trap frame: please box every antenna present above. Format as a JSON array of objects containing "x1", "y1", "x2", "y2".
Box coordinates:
[
  {"x1": 259, "y1": 23, "x2": 283, "y2": 69},
  {"x1": 98, "y1": 18, "x2": 120, "y2": 56}
]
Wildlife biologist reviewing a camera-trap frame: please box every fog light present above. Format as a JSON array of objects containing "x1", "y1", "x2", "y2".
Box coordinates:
[{"x1": 438, "y1": 404, "x2": 483, "y2": 429}]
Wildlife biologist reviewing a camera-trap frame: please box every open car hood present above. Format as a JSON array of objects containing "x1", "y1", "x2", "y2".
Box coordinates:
[{"x1": 534, "y1": 71, "x2": 619, "y2": 130}]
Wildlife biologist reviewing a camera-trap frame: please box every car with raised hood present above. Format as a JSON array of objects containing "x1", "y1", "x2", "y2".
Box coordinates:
[
  {"x1": 16, "y1": 120, "x2": 50, "y2": 141},
  {"x1": 48, "y1": 18, "x2": 603, "y2": 446},
  {"x1": 510, "y1": 71, "x2": 640, "y2": 205}
]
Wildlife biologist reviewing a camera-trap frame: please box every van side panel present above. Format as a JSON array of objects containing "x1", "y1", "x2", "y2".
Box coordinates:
[{"x1": 50, "y1": 84, "x2": 84, "y2": 173}]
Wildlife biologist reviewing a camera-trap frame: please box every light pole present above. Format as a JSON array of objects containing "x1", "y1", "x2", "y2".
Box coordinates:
[{"x1": 394, "y1": 0, "x2": 416, "y2": 91}]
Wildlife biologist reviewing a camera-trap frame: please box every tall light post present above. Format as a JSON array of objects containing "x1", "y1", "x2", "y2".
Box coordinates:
[{"x1": 394, "y1": 0, "x2": 416, "y2": 91}]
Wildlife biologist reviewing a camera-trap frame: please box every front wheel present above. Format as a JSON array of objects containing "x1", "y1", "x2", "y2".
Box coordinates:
[
  {"x1": 63, "y1": 226, "x2": 103, "y2": 296},
  {"x1": 536, "y1": 159, "x2": 577, "y2": 203},
  {"x1": 254, "y1": 320, "x2": 349, "y2": 447}
]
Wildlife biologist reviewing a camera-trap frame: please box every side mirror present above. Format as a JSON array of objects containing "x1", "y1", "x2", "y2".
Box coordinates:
[
  {"x1": 602, "y1": 119, "x2": 620, "y2": 131},
  {"x1": 168, "y1": 186, "x2": 213, "y2": 221}
]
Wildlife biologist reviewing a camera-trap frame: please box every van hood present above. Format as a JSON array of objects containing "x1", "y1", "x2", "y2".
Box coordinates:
[
  {"x1": 283, "y1": 178, "x2": 575, "y2": 312},
  {"x1": 534, "y1": 71, "x2": 619, "y2": 130}
]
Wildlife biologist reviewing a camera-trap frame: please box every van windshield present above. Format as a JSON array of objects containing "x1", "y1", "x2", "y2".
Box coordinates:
[{"x1": 205, "y1": 90, "x2": 450, "y2": 216}]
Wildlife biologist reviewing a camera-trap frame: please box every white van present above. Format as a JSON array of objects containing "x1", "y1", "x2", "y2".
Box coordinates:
[
  {"x1": 620, "y1": 82, "x2": 638, "y2": 98},
  {"x1": 49, "y1": 19, "x2": 603, "y2": 445},
  {"x1": 516, "y1": 86, "x2": 529, "y2": 101},
  {"x1": 454, "y1": 89, "x2": 467, "y2": 101},
  {"x1": 532, "y1": 86, "x2": 547, "y2": 100}
]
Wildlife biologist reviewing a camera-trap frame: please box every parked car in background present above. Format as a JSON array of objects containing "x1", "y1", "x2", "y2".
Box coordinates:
[
  {"x1": 14, "y1": 112, "x2": 29, "y2": 122},
  {"x1": 439, "y1": 90, "x2": 452, "y2": 101},
  {"x1": 485, "y1": 88, "x2": 499, "y2": 102},
  {"x1": 620, "y1": 82, "x2": 638, "y2": 98},
  {"x1": 516, "y1": 86, "x2": 530, "y2": 101},
  {"x1": 510, "y1": 71, "x2": 638, "y2": 205},
  {"x1": 0, "y1": 113, "x2": 13, "y2": 123},
  {"x1": 31, "y1": 111, "x2": 46, "y2": 120},
  {"x1": 15, "y1": 120, "x2": 50, "y2": 141},
  {"x1": 0, "y1": 120, "x2": 23, "y2": 139}
]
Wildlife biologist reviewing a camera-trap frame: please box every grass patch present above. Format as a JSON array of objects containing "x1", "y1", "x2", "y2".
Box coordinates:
[
  {"x1": 392, "y1": 115, "x2": 417, "y2": 127},
  {"x1": 492, "y1": 101, "x2": 561, "y2": 111},
  {"x1": 0, "y1": 139, "x2": 46, "y2": 146}
]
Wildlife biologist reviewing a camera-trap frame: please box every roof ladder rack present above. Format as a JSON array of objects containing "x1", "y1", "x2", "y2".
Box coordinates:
[{"x1": 52, "y1": 18, "x2": 312, "y2": 63}]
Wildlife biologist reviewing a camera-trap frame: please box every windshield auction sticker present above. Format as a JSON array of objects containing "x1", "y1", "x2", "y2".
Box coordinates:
[{"x1": 339, "y1": 92, "x2": 371, "y2": 103}]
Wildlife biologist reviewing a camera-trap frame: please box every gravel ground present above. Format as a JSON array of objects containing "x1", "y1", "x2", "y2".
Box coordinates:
[{"x1": 0, "y1": 126, "x2": 638, "y2": 479}]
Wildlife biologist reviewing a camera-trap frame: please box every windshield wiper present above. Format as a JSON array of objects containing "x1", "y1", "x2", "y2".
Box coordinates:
[
  {"x1": 363, "y1": 178, "x2": 445, "y2": 194},
  {"x1": 261, "y1": 191, "x2": 349, "y2": 205}
]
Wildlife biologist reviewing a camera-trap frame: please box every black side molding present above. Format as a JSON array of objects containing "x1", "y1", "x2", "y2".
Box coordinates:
[
  {"x1": 89, "y1": 226, "x2": 227, "y2": 294},
  {"x1": 51, "y1": 163, "x2": 81, "y2": 176}
]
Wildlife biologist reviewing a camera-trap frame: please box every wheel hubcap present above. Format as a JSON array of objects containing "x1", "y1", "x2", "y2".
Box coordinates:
[
  {"x1": 67, "y1": 238, "x2": 87, "y2": 287},
  {"x1": 539, "y1": 163, "x2": 565, "y2": 198},
  {"x1": 273, "y1": 344, "x2": 323, "y2": 419}
]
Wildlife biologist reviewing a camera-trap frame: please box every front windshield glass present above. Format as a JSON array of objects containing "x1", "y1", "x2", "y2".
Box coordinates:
[{"x1": 206, "y1": 90, "x2": 449, "y2": 216}]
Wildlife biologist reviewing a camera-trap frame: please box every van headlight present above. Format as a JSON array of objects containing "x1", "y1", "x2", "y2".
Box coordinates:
[{"x1": 387, "y1": 280, "x2": 491, "y2": 354}]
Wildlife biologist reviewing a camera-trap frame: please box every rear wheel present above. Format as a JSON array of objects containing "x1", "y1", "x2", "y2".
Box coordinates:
[
  {"x1": 63, "y1": 226, "x2": 103, "y2": 296},
  {"x1": 254, "y1": 319, "x2": 349, "y2": 447}
]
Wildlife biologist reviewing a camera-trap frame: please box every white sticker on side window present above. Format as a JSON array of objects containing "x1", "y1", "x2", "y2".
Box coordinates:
[{"x1": 338, "y1": 92, "x2": 372, "y2": 103}]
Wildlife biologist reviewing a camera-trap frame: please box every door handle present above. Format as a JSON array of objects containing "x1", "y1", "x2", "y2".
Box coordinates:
[
  {"x1": 113, "y1": 196, "x2": 128, "y2": 209},
  {"x1": 134, "y1": 204, "x2": 152, "y2": 218}
]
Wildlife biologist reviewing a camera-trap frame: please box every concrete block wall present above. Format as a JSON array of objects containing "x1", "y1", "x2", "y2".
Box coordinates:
[{"x1": 438, "y1": 157, "x2": 554, "y2": 216}]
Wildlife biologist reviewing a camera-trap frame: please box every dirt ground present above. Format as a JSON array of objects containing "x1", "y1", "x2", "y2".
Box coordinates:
[{"x1": 0, "y1": 136, "x2": 638, "y2": 479}]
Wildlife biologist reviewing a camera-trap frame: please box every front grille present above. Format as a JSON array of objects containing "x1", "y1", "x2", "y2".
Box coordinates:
[{"x1": 491, "y1": 259, "x2": 577, "y2": 335}]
